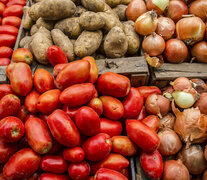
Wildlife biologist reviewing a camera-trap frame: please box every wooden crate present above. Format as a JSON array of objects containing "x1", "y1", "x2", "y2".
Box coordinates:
[
  {"x1": 0, "y1": 66, "x2": 7, "y2": 84},
  {"x1": 36, "y1": 56, "x2": 149, "y2": 87}
]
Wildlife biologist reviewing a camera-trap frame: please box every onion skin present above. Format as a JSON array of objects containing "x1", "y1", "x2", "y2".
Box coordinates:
[
  {"x1": 194, "y1": 93, "x2": 207, "y2": 115},
  {"x1": 165, "y1": 0, "x2": 188, "y2": 22},
  {"x1": 179, "y1": 145, "x2": 207, "y2": 175},
  {"x1": 191, "y1": 78, "x2": 207, "y2": 93},
  {"x1": 172, "y1": 77, "x2": 192, "y2": 92},
  {"x1": 147, "y1": 0, "x2": 169, "y2": 15},
  {"x1": 156, "y1": 17, "x2": 175, "y2": 40},
  {"x1": 163, "y1": 160, "x2": 190, "y2": 180},
  {"x1": 126, "y1": 0, "x2": 147, "y2": 21},
  {"x1": 191, "y1": 41, "x2": 207, "y2": 63},
  {"x1": 158, "y1": 128, "x2": 182, "y2": 156},
  {"x1": 176, "y1": 17, "x2": 205, "y2": 45},
  {"x1": 189, "y1": 0, "x2": 207, "y2": 22},
  {"x1": 160, "y1": 113, "x2": 175, "y2": 129},
  {"x1": 134, "y1": 10, "x2": 158, "y2": 36},
  {"x1": 164, "y1": 39, "x2": 188, "y2": 63},
  {"x1": 142, "y1": 33, "x2": 165, "y2": 56}
]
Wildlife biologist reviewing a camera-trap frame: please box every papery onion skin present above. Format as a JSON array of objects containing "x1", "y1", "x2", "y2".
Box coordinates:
[
  {"x1": 163, "y1": 160, "x2": 190, "y2": 180},
  {"x1": 160, "y1": 113, "x2": 175, "y2": 129},
  {"x1": 191, "y1": 78, "x2": 207, "y2": 93},
  {"x1": 165, "y1": 0, "x2": 188, "y2": 22},
  {"x1": 146, "y1": 0, "x2": 169, "y2": 15},
  {"x1": 176, "y1": 17, "x2": 205, "y2": 45},
  {"x1": 189, "y1": 0, "x2": 207, "y2": 22},
  {"x1": 179, "y1": 145, "x2": 207, "y2": 175},
  {"x1": 134, "y1": 10, "x2": 158, "y2": 36},
  {"x1": 164, "y1": 39, "x2": 188, "y2": 63},
  {"x1": 157, "y1": 95, "x2": 170, "y2": 117},
  {"x1": 156, "y1": 17, "x2": 175, "y2": 40},
  {"x1": 172, "y1": 77, "x2": 192, "y2": 92},
  {"x1": 126, "y1": 0, "x2": 147, "y2": 21},
  {"x1": 191, "y1": 41, "x2": 207, "y2": 63},
  {"x1": 142, "y1": 33, "x2": 165, "y2": 56},
  {"x1": 194, "y1": 93, "x2": 207, "y2": 115},
  {"x1": 158, "y1": 128, "x2": 182, "y2": 156}
]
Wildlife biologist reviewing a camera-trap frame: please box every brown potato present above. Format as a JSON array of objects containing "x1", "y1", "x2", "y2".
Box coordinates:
[
  {"x1": 30, "y1": 27, "x2": 53, "y2": 64},
  {"x1": 105, "y1": 0, "x2": 121, "y2": 8},
  {"x1": 28, "y1": 2, "x2": 41, "y2": 21},
  {"x1": 112, "y1": 5, "x2": 127, "y2": 21},
  {"x1": 120, "y1": 0, "x2": 131, "y2": 5},
  {"x1": 23, "y1": 6, "x2": 33, "y2": 30},
  {"x1": 19, "y1": 36, "x2": 32, "y2": 48},
  {"x1": 75, "y1": 30, "x2": 102, "y2": 57},
  {"x1": 51, "y1": 29, "x2": 75, "y2": 61},
  {"x1": 30, "y1": 24, "x2": 39, "y2": 35},
  {"x1": 104, "y1": 26, "x2": 128, "y2": 58},
  {"x1": 81, "y1": 0, "x2": 105, "y2": 12},
  {"x1": 79, "y1": 11, "x2": 105, "y2": 30},
  {"x1": 36, "y1": 18, "x2": 54, "y2": 30},
  {"x1": 73, "y1": 6, "x2": 87, "y2": 17},
  {"x1": 38, "y1": 0, "x2": 76, "y2": 20},
  {"x1": 123, "y1": 21, "x2": 140, "y2": 55},
  {"x1": 54, "y1": 17, "x2": 82, "y2": 38}
]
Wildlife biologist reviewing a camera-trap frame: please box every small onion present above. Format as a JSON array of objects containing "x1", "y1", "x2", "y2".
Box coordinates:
[
  {"x1": 142, "y1": 33, "x2": 165, "y2": 56},
  {"x1": 194, "y1": 93, "x2": 207, "y2": 115},
  {"x1": 191, "y1": 41, "x2": 207, "y2": 63},
  {"x1": 176, "y1": 16, "x2": 206, "y2": 45},
  {"x1": 179, "y1": 145, "x2": 207, "y2": 175},
  {"x1": 163, "y1": 160, "x2": 190, "y2": 180},
  {"x1": 165, "y1": 0, "x2": 188, "y2": 22},
  {"x1": 134, "y1": 10, "x2": 158, "y2": 36},
  {"x1": 160, "y1": 113, "x2": 175, "y2": 129},
  {"x1": 146, "y1": 0, "x2": 169, "y2": 15},
  {"x1": 158, "y1": 128, "x2": 182, "y2": 156},
  {"x1": 172, "y1": 77, "x2": 192, "y2": 92},
  {"x1": 189, "y1": 0, "x2": 207, "y2": 22},
  {"x1": 126, "y1": 0, "x2": 147, "y2": 21},
  {"x1": 164, "y1": 39, "x2": 188, "y2": 63},
  {"x1": 156, "y1": 17, "x2": 175, "y2": 40}
]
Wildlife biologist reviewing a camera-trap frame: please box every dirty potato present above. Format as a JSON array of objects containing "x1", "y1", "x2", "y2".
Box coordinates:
[
  {"x1": 54, "y1": 17, "x2": 82, "y2": 38},
  {"x1": 19, "y1": 36, "x2": 32, "y2": 48},
  {"x1": 81, "y1": 0, "x2": 105, "y2": 12},
  {"x1": 51, "y1": 29, "x2": 75, "y2": 61},
  {"x1": 73, "y1": 6, "x2": 87, "y2": 17},
  {"x1": 30, "y1": 24, "x2": 39, "y2": 35},
  {"x1": 36, "y1": 17, "x2": 54, "y2": 30},
  {"x1": 75, "y1": 30, "x2": 102, "y2": 57},
  {"x1": 104, "y1": 26, "x2": 128, "y2": 58},
  {"x1": 112, "y1": 5, "x2": 127, "y2": 21},
  {"x1": 105, "y1": 0, "x2": 121, "y2": 8},
  {"x1": 23, "y1": 6, "x2": 33, "y2": 30},
  {"x1": 120, "y1": 0, "x2": 131, "y2": 5},
  {"x1": 79, "y1": 11, "x2": 105, "y2": 30},
  {"x1": 28, "y1": 2, "x2": 41, "y2": 21}
]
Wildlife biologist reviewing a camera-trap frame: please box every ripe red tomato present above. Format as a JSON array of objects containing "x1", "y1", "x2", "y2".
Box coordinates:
[
  {"x1": 3, "y1": 5, "x2": 23, "y2": 17},
  {"x1": 2, "y1": 16, "x2": 21, "y2": 28},
  {"x1": 0, "y1": 2, "x2": 5, "y2": 16},
  {"x1": 0, "y1": 57, "x2": 10, "y2": 65},
  {"x1": 0, "y1": 34, "x2": 16, "y2": 48},
  {"x1": 0, "y1": 46, "x2": 13, "y2": 58},
  {"x1": 6, "y1": 0, "x2": 25, "y2": 6}
]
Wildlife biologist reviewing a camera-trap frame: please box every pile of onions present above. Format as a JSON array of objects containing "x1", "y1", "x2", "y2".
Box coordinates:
[
  {"x1": 179, "y1": 145, "x2": 207, "y2": 175},
  {"x1": 159, "y1": 113, "x2": 175, "y2": 129},
  {"x1": 145, "y1": 93, "x2": 170, "y2": 118},
  {"x1": 162, "y1": 160, "x2": 190, "y2": 180},
  {"x1": 134, "y1": 10, "x2": 157, "y2": 36},
  {"x1": 146, "y1": 0, "x2": 169, "y2": 15},
  {"x1": 142, "y1": 33, "x2": 165, "y2": 56},
  {"x1": 176, "y1": 16, "x2": 205, "y2": 45},
  {"x1": 156, "y1": 17, "x2": 175, "y2": 40},
  {"x1": 158, "y1": 128, "x2": 182, "y2": 156},
  {"x1": 165, "y1": 0, "x2": 188, "y2": 22},
  {"x1": 126, "y1": 0, "x2": 147, "y2": 21},
  {"x1": 163, "y1": 39, "x2": 188, "y2": 64},
  {"x1": 191, "y1": 41, "x2": 207, "y2": 63},
  {"x1": 194, "y1": 93, "x2": 207, "y2": 115}
]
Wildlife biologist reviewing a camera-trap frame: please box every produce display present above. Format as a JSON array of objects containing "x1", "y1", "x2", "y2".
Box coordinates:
[{"x1": 0, "y1": 0, "x2": 25, "y2": 66}]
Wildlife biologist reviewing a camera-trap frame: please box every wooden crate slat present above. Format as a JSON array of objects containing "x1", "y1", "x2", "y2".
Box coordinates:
[{"x1": 0, "y1": 66, "x2": 7, "y2": 84}]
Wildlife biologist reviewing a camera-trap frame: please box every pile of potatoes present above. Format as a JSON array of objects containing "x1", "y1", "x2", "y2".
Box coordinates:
[{"x1": 20, "y1": 0, "x2": 140, "y2": 64}]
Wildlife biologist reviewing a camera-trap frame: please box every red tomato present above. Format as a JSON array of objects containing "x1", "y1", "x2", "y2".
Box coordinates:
[
  {"x1": 17, "y1": 105, "x2": 29, "y2": 122},
  {"x1": 0, "y1": 84, "x2": 13, "y2": 99},
  {"x1": 46, "y1": 139, "x2": 62, "y2": 155},
  {"x1": 68, "y1": 161, "x2": 90, "y2": 180},
  {"x1": 142, "y1": 115, "x2": 160, "y2": 132},
  {"x1": 11, "y1": 48, "x2": 33, "y2": 64},
  {"x1": 63, "y1": 146, "x2": 85, "y2": 163},
  {"x1": 140, "y1": 150, "x2": 163, "y2": 180},
  {"x1": 0, "y1": 116, "x2": 24, "y2": 142},
  {"x1": 137, "y1": 86, "x2": 161, "y2": 101},
  {"x1": 0, "y1": 46, "x2": 13, "y2": 58},
  {"x1": 62, "y1": 105, "x2": 79, "y2": 121},
  {"x1": 0, "y1": 2, "x2": 5, "y2": 16},
  {"x1": 25, "y1": 90, "x2": 40, "y2": 114},
  {"x1": 39, "y1": 173, "x2": 69, "y2": 180},
  {"x1": 6, "y1": 0, "x2": 25, "y2": 6},
  {"x1": 87, "y1": 98, "x2": 103, "y2": 116},
  {"x1": 40, "y1": 155, "x2": 68, "y2": 174},
  {"x1": 3, "y1": 5, "x2": 23, "y2": 17},
  {"x1": 53, "y1": 63, "x2": 67, "y2": 78},
  {"x1": 137, "y1": 106, "x2": 147, "y2": 121},
  {"x1": 0, "y1": 17, "x2": 2, "y2": 25},
  {"x1": 2, "y1": 16, "x2": 21, "y2": 28},
  {"x1": 0, "y1": 0, "x2": 8, "y2": 5},
  {"x1": 0, "y1": 34, "x2": 16, "y2": 48},
  {"x1": 0, "y1": 57, "x2": 10, "y2": 66},
  {"x1": 47, "y1": 45, "x2": 68, "y2": 66},
  {"x1": 0, "y1": 25, "x2": 18, "y2": 36}
]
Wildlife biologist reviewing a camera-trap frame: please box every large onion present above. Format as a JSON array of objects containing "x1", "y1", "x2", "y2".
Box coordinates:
[
  {"x1": 189, "y1": 0, "x2": 207, "y2": 22},
  {"x1": 172, "y1": 101, "x2": 207, "y2": 144},
  {"x1": 146, "y1": 0, "x2": 169, "y2": 15},
  {"x1": 191, "y1": 41, "x2": 207, "y2": 63},
  {"x1": 163, "y1": 39, "x2": 188, "y2": 63},
  {"x1": 176, "y1": 16, "x2": 206, "y2": 45},
  {"x1": 160, "y1": 113, "x2": 175, "y2": 129},
  {"x1": 126, "y1": 0, "x2": 147, "y2": 21},
  {"x1": 134, "y1": 10, "x2": 158, "y2": 36},
  {"x1": 172, "y1": 77, "x2": 192, "y2": 92},
  {"x1": 158, "y1": 128, "x2": 182, "y2": 156},
  {"x1": 194, "y1": 93, "x2": 207, "y2": 115},
  {"x1": 145, "y1": 93, "x2": 170, "y2": 118},
  {"x1": 165, "y1": 0, "x2": 188, "y2": 22},
  {"x1": 156, "y1": 17, "x2": 175, "y2": 40},
  {"x1": 163, "y1": 160, "x2": 190, "y2": 180},
  {"x1": 179, "y1": 145, "x2": 207, "y2": 175},
  {"x1": 142, "y1": 33, "x2": 165, "y2": 56}
]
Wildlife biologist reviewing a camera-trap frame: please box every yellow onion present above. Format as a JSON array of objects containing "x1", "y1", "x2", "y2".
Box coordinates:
[
  {"x1": 191, "y1": 41, "x2": 207, "y2": 63},
  {"x1": 146, "y1": 0, "x2": 169, "y2": 15}
]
